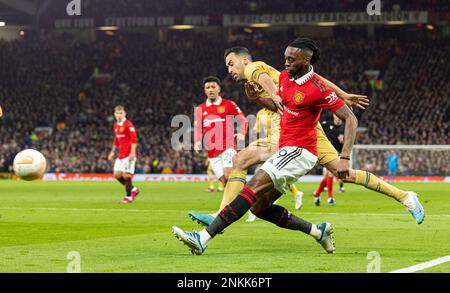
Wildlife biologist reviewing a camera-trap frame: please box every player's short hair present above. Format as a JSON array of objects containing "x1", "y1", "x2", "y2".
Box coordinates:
[
  {"x1": 114, "y1": 105, "x2": 125, "y2": 112},
  {"x1": 288, "y1": 37, "x2": 321, "y2": 65},
  {"x1": 224, "y1": 47, "x2": 253, "y2": 61},
  {"x1": 202, "y1": 76, "x2": 221, "y2": 87}
]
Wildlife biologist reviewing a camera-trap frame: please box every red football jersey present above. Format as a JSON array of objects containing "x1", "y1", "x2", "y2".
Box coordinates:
[
  {"x1": 194, "y1": 97, "x2": 248, "y2": 158},
  {"x1": 113, "y1": 119, "x2": 138, "y2": 159},
  {"x1": 278, "y1": 69, "x2": 345, "y2": 155}
]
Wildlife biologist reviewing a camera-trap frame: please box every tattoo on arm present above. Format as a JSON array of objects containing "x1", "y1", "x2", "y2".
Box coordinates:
[{"x1": 333, "y1": 105, "x2": 358, "y2": 157}]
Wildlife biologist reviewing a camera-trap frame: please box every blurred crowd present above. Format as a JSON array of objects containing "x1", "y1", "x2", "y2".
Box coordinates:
[
  {"x1": 0, "y1": 28, "x2": 448, "y2": 176},
  {"x1": 43, "y1": 0, "x2": 447, "y2": 19}
]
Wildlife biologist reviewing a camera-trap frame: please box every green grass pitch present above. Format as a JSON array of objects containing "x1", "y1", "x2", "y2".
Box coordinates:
[{"x1": 0, "y1": 181, "x2": 449, "y2": 272}]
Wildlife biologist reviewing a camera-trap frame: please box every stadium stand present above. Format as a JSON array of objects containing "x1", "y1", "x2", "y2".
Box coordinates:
[{"x1": 0, "y1": 27, "x2": 448, "y2": 175}]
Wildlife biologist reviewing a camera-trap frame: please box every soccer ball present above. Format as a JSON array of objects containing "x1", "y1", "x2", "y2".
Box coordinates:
[{"x1": 13, "y1": 149, "x2": 47, "y2": 181}]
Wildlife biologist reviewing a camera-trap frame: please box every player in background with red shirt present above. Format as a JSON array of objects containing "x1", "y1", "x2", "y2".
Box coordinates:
[
  {"x1": 173, "y1": 38, "x2": 359, "y2": 255},
  {"x1": 108, "y1": 105, "x2": 140, "y2": 203},
  {"x1": 194, "y1": 76, "x2": 248, "y2": 185}
]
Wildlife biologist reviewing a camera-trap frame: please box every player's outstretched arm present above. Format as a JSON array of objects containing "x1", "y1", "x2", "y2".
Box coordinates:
[
  {"x1": 317, "y1": 73, "x2": 369, "y2": 110},
  {"x1": 333, "y1": 104, "x2": 358, "y2": 179}
]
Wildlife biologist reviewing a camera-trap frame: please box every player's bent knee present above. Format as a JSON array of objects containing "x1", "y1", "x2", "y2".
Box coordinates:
[
  {"x1": 123, "y1": 173, "x2": 133, "y2": 179},
  {"x1": 113, "y1": 172, "x2": 123, "y2": 179}
]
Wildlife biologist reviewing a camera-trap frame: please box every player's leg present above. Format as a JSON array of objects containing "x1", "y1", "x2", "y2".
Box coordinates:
[
  {"x1": 326, "y1": 170, "x2": 335, "y2": 205},
  {"x1": 338, "y1": 178, "x2": 345, "y2": 192},
  {"x1": 113, "y1": 158, "x2": 126, "y2": 185},
  {"x1": 173, "y1": 147, "x2": 335, "y2": 255},
  {"x1": 217, "y1": 181, "x2": 224, "y2": 192},
  {"x1": 218, "y1": 145, "x2": 268, "y2": 211},
  {"x1": 113, "y1": 171, "x2": 125, "y2": 185},
  {"x1": 118, "y1": 158, "x2": 139, "y2": 203},
  {"x1": 325, "y1": 161, "x2": 424, "y2": 224},
  {"x1": 289, "y1": 183, "x2": 304, "y2": 210},
  {"x1": 188, "y1": 144, "x2": 272, "y2": 226},
  {"x1": 174, "y1": 168, "x2": 274, "y2": 254},
  {"x1": 313, "y1": 167, "x2": 327, "y2": 206},
  {"x1": 317, "y1": 128, "x2": 424, "y2": 224},
  {"x1": 250, "y1": 188, "x2": 334, "y2": 253},
  {"x1": 206, "y1": 164, "x2": 215, "y2": 192}
]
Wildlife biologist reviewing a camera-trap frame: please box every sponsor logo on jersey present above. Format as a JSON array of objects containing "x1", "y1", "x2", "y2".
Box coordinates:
[
  {"x1": 324, "y1": 92, "x2": 338, "y2": 104},
  {"x1": 293, "y1": 90, "x2": 305, "y2": 104},
  {"x1": 285, "y1": 106, "x2": 300, "y2": 116},
  {"x1": 204, "y1": 118, "x2": 225, "y2": 127}
]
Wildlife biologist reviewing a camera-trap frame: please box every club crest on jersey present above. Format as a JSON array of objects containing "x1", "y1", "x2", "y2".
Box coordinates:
[
  {"x1": 120, "y1": 127, "x2": 124, "y2": 132},
  {"x1": 217, "y1": 106, "x2": 226, "y2": 114},
  {"x1": 293, "y1": 90, "x2": 305, "y2": 104}
]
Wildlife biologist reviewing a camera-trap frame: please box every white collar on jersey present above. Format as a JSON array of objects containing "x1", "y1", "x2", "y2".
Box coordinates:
[
  {"x1": 291, "y1": 65, "x2": 314, "y2": 85},
  {"x1": 117, "y1": 118, "x2": 127, "y2": 126},
  {"x1": 206, "y1": 96, "x2": 223, "y2": 107}
]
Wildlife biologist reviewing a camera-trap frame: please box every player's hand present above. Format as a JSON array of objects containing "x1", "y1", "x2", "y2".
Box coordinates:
[
  {"x1": 194, "y1": 141, "x2": 202, "y2": 154},
  {"x1": 244, "y1": 81, "x2": 263, "y2": 101},
  {"x1": 336, "y1": 159, "x2": 350, "y2": 179},
  {"x1": 108, "y1": 152, "x2": 115, "y2": 161},
  {"x1": 271, "y1": 94, "x2": 285, "y2": 116},
  {"x1": 128, "y1": 153, "x2": 136, "y2": 162},
  {"x1": 344, "y1": 93, "x2": 369, "y2": 110}
]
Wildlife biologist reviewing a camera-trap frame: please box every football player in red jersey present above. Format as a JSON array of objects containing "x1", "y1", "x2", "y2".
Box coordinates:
[
  {"x1": 173, "y1": 38, "x2": 359, "y2": 255},
  {"x1": 108, "y1": 105, "x2": 140, "y2": 203},
  {"x1": 193, "y1": 76, "x2": 248, "y2": 185}
]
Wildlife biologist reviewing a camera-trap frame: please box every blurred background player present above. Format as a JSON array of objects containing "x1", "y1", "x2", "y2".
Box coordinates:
[
  {"x1": 108, "y1": 105, "x2": 140, "y2": 203},
  {"x1": 314, "y1": 114, "x2": 345, "y2": 206},
  {"x1": 193, "y1": 76, "x2": 248, "y2": 188},
  {"x1": 387, "y1": 150, "x2": 399, "y2": 182},
  {"x1": 205, "y1": 159, "x2": 224, "y2": 192}
]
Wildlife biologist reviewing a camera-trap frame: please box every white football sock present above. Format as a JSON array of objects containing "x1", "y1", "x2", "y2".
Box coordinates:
[
  {"x1": 309, "y1": 224, "x2": 322, "y2": 240},
  {"x1": 198, "y1": 229, "x2": 211, "y2": 244}
]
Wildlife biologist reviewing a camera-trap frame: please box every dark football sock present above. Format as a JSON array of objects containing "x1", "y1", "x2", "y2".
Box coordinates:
[
  {"x1": 123, "y1": 178, "x2": 133, "y2": 197},
  {"x1": 206, "y1": 187, "x2": 256, "y2": 237},
  {"x1": 117, "y1": 177, "x2": 126, "y2": 185},
  {"x1": 255, "y1": 204, "x2": 312, "y2": 235}
]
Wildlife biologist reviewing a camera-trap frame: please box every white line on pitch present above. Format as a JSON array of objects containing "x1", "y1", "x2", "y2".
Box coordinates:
[
  {"x1": 390, "y1": 255, "x2": 450, "y2": 273},
  {"x1": 0, "y1": 207, "x2": 449, "y2": 218}
]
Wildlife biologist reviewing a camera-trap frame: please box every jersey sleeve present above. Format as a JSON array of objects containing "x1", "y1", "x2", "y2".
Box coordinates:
[
  {"x1": 194, "y1": 106, "x2": 203, "y2": 144},
  {"x1": 244, "y1": 62, "x2": 268, "y2": 84},
  {"x1": 127, "y1": 122, "x2": 138, "y2": 144},
  {"x1": 316, "y1": 88, "x2": 345, "y2": 112},
  {"x1": 113, "y1": 134, "x2": 119, "y2": 147}
]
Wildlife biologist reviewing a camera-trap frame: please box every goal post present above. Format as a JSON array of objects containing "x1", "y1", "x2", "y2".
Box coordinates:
[{"x1": 351, "y1": 145, "x2": 450, "y2": 182}]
